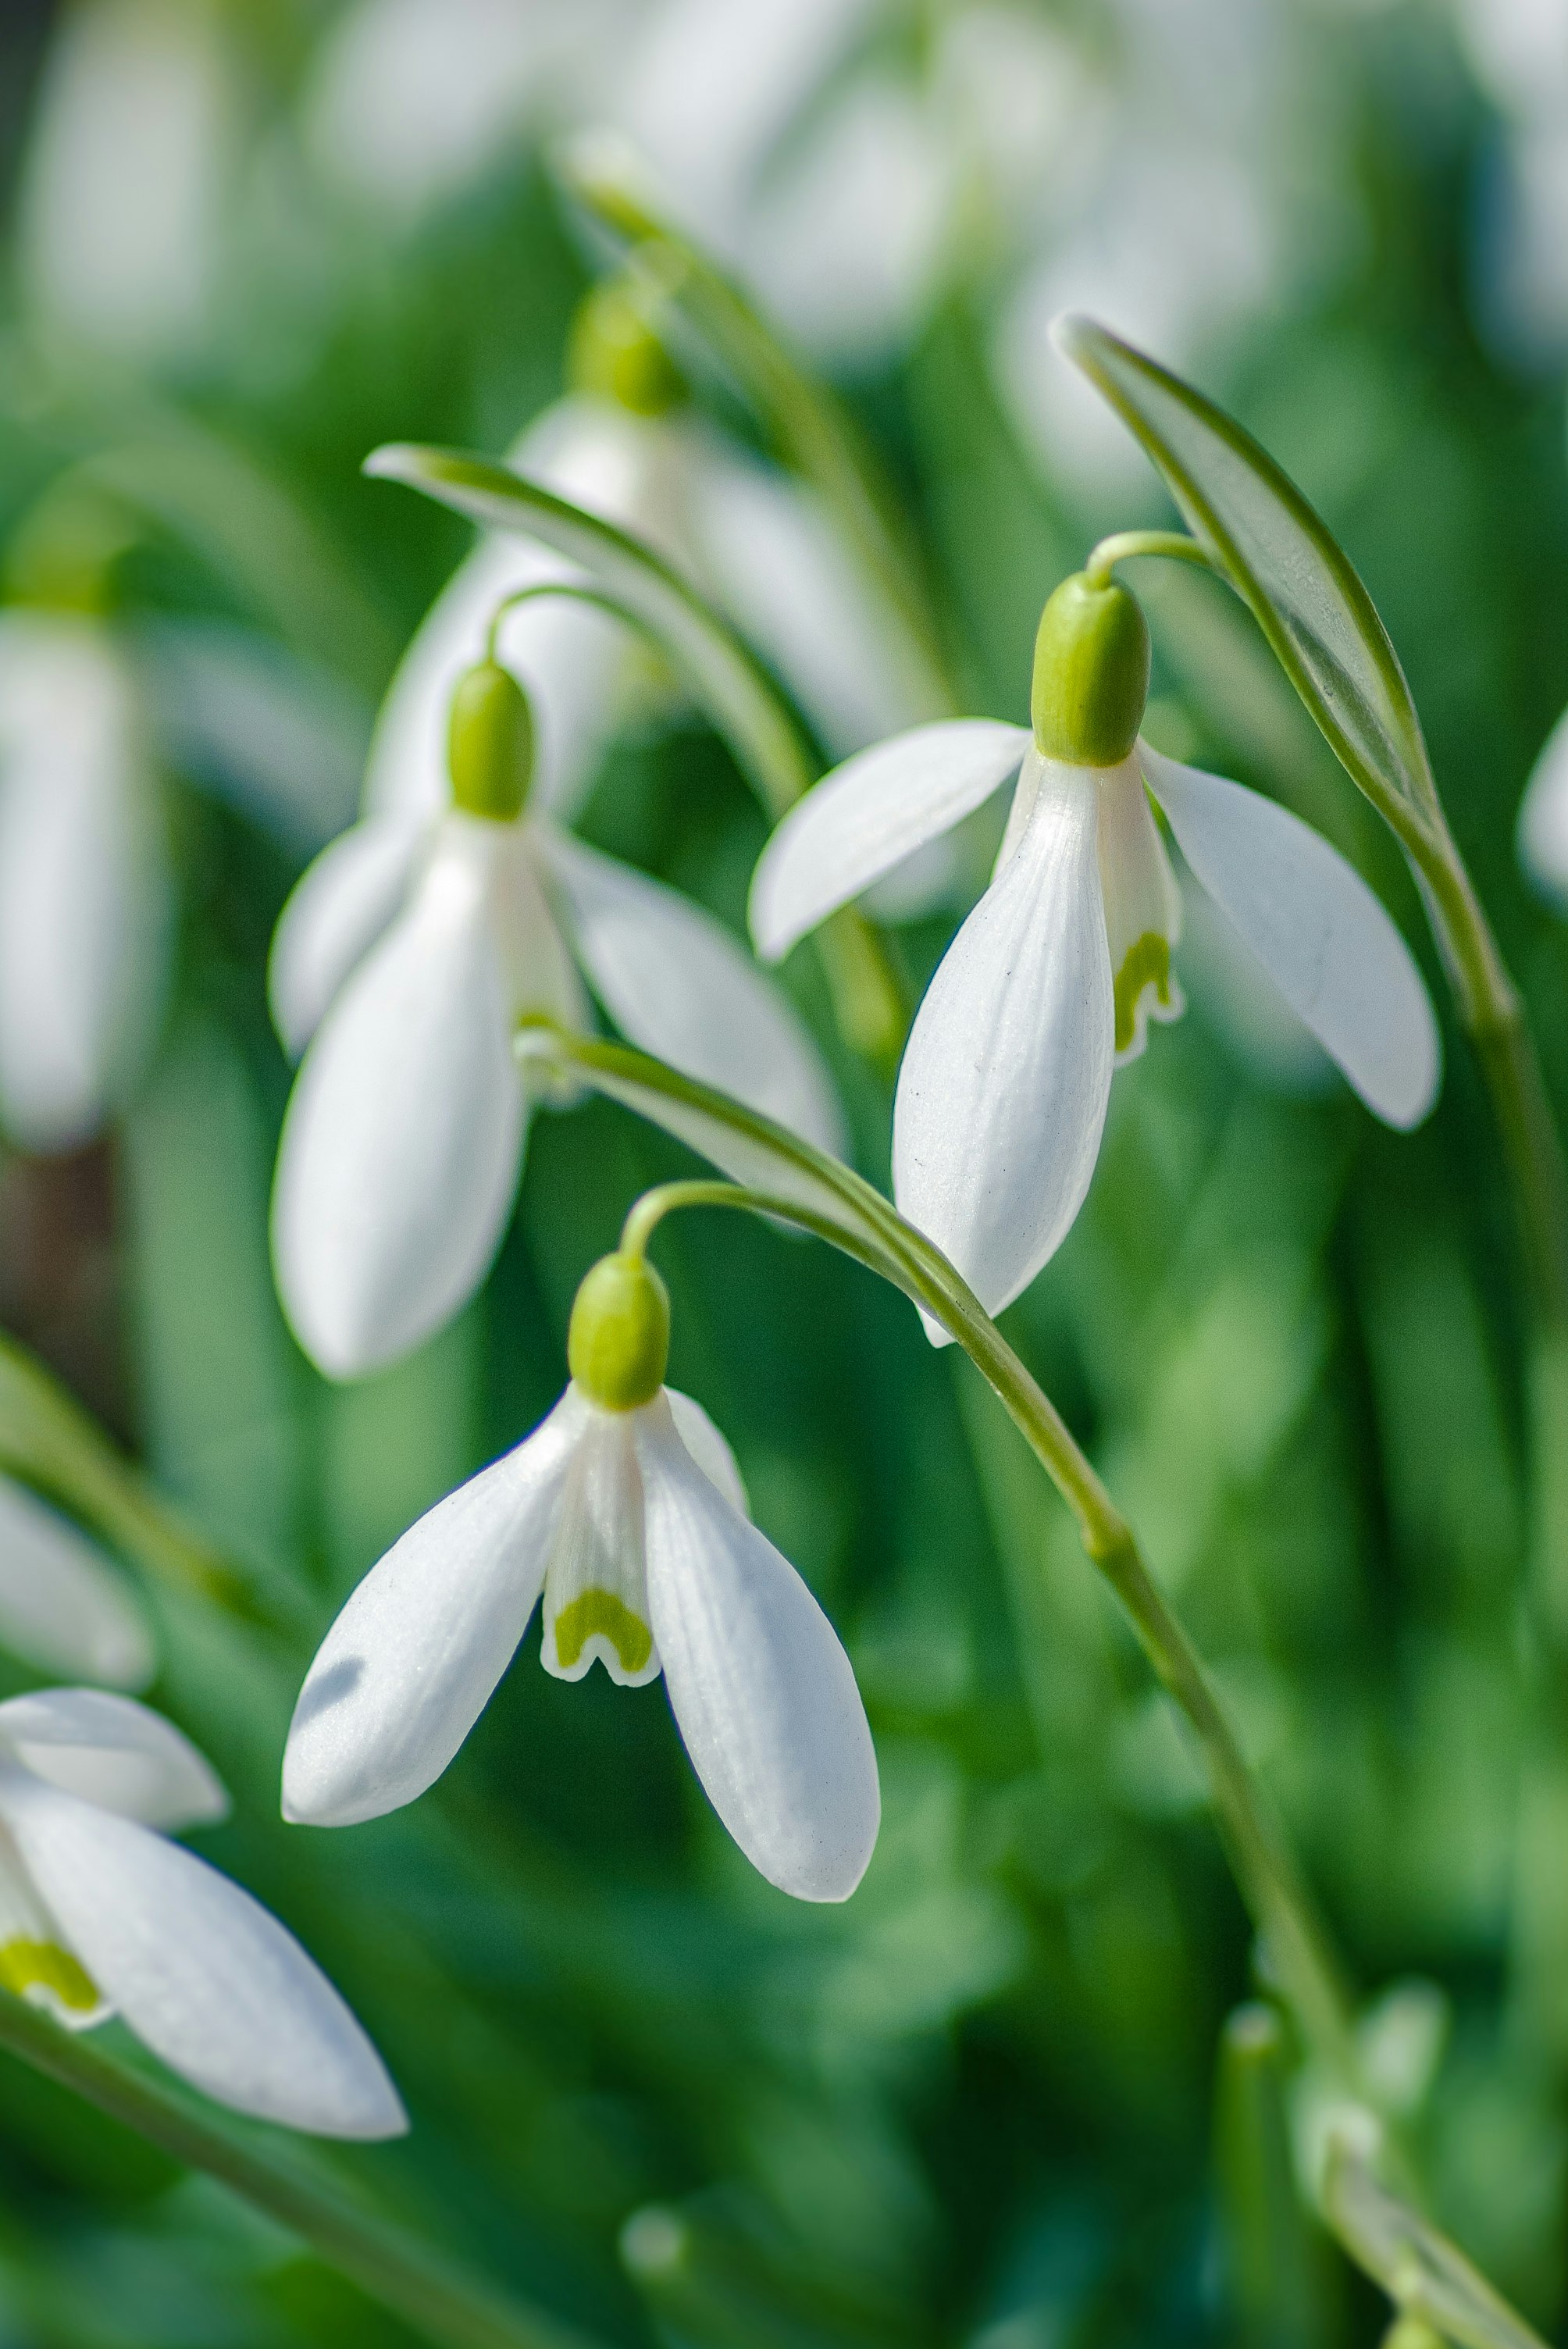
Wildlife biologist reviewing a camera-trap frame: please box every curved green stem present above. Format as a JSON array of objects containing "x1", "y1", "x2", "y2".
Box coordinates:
[
  {"x1": 1084, "y1": 529, "x2": 1217, "y2": 589},
  {"x1": 484, "y1": 579, "x2": 649, "y2": 667},
  {"x1": 0, "y1": 1988, "x2": 609, "y2": 2349}
]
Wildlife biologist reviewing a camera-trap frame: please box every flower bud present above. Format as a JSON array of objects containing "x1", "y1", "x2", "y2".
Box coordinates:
[
  {"x1": 447, "y1": 661, "x2": 533, "y2": 822},
  {"x1": 568, "y1": 1253, "x2": 670, "y2": 1411},
  {"x1": 567, "y1": 280, "x2": 686, "y2": 419},
  {"x1": 1030, "y1": 572, "x2": 1150, "y2": 768}
]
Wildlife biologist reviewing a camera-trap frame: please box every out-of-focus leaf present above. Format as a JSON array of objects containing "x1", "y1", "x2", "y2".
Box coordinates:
[{"x1": 1053, "y1": 317, "x2": 1438, "y2": 829}]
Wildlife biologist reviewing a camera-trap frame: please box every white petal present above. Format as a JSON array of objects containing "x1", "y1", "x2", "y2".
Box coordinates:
[
  {"x1": 540, "y1": 1406, "x2": 659, "y2": 1688},
  {"x1": 1519, "y1": 703, "x2": 1568, "y2": 909},
  {"x1": 0, "y1": 1480, "x2": 153, "y2": 1688},
  {"x1": 635, "y1": 1393, "x2": 878, "y2": 1902},
  {"x1": 539, "y1": 826, "x2": 844, "y2": 1154},
  {"x1": 1142, "y1": 746, "x2": 1441, "y2": 1130},
  {"x1": 0, "y1": 1689, "x2": 226, "y2": 1830},
  {"x1": 0, "y1": 1766, "x2": 405, "y2": 2136},
  {"x1": 283, "y1": 1392, "x2": 583, "y2": 1826},
  {"x1": 893, "y1": 764, "x2": 1114, "y2": 1328},
  {"x1": 1096, "y1": 756, "x2": 1185, "y2": 1064},
  {"x1": 749, "y1": 720, "x2": 1028, "y2": 962},
  {"x1": 270, "y1": 821, "x2": 526, "y2": 1378},
  {"x1": 666, "y1": 1389, "x2": 749, "y2": 1518},
  {"x1": 0, "y1": 617, "x2": 169, "y2": 1151},
  {"x1": 684, "y1": 431, "x2": 935, "y2": 757},
  {"x1": 268, "y1": 817, "x2": 426, "y2": 1057}
]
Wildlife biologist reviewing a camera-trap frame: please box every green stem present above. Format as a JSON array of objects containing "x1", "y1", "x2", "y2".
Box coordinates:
[
  {"x1": 483, "y1": 579, "x2": 647, "y2": 666},
  {"x1": 0, "y1": 1989, "x2": 609, "y2": 2349},
  {"x1": 1084, "y1": 529, "x2": 1217, "y2": 589}
]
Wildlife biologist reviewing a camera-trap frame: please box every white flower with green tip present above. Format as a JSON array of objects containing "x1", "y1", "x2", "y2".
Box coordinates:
[
  {"x1": 750, "y1": 567, "x2": 1441, "y2": 1329},
  {"x1": 270, "y1": 657, "x2": 842, "y2": 1381},
  {"x1": 0, "y1": 1687, "x2": 404, "y2": 2137},
  {"x1": 283, "y1": 1253, "x2": 879, "y2": 1903}
]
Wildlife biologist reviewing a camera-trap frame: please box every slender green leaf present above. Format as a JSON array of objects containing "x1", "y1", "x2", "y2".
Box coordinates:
[
  {"x1": 364, "y1": 443, "x2": 814, "y2": 818},
  {"x1": 1054, "y1": 315, "x2": 1438, "y2": 828}
]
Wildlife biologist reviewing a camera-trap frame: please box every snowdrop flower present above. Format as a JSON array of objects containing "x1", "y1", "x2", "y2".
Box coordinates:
[
  {"x1": 751, "y1": 565, "x2": 1441, "y2": 1327},
  {"x1": 0, "y1": 1686, "x2": 404, "y2": 2137},
  {"x1": 271, "y1": 651, "x2": 842, "y2": 1380},
  {"x1": 0, "y1": 1477, "x2": 153, "y2": 1690},
  {"x1": 367, "y1": 279, "x2": 935, "y2": 843},
  {"x1": 0, "y1": 610, "x2": 169, "y2": 1152},
  {"x1": 283, "y1": 1251, "x2": 879, "y2": 1902}
]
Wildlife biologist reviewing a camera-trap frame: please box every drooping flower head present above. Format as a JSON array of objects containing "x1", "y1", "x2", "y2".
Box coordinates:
[
  {"x1": 283, "y1": 1248, "x2": 880, "y2": 1902},
  {"x1": 750, "y1": 561, "x2": 1441, "y2": 1329},
  {"x1": 270, "y1": 645, "x2": 842, "y2": 1381},
  {"x1": 0, "y1": 1688, "x2": 404, "y2": 2137}
]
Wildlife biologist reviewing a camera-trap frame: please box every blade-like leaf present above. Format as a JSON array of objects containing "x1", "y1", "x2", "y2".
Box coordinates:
[
  {"x1": 1054, "y1": 316, "x2": 1438, "y2": 829},
  {"x1": 364, "y1": 444, "x2": 814, "y2": 819},
  {"x1": 1323, "y1": 2130, "x2": 1550, "y2": 2349}
]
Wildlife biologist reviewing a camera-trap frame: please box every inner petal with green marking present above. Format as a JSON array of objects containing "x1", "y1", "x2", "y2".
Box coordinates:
[
  {"x1": 540, "y1": 1407, "x2": 661, "y2": 1688},
  {"x1": 1114, "y1": 931, "x2": 1175, "y2": 1054},
  {"x1": 0, "y1": 1935, "x2": 100, "y2": 2016}
]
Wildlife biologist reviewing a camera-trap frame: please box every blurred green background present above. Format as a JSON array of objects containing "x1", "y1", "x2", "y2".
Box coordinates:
[{"x1": 4, "y1": 2, "x2": 1568, "y2": 2344}]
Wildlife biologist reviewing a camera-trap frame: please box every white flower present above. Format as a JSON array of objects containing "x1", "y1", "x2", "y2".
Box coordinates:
[
  {"x1": 751, "y1": 717, "x2": 1440, "y2": 1330},
  {"x1": 0, "y1": 612, "x2": 170, "y2": 1153},
  {"x1": 0, "y1": 1477, "x2": 153, "y2": 1690},
  {"x1": 270, "y1": 656, "x2": 843, "y2": 1381},
  {"x1": 283, "y1": 1320, "x2": 879, "y2": 1903},
  {"x1": 0, "y1": 1687, "x2": 404, "y2": 2137}
]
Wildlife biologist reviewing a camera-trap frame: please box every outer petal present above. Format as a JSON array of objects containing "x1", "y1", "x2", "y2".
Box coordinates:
[
  {"x1": 893, "y1": 763, "x2": 1114, "y2": 1328},
  {"x1": 0, "y1": 1766, "x2": 405, "y2": 2137},
  {"x1": 270, "y1": 820, "x2": 526, "y2": 1378},
  {"x1": 0, "y1": 1480, "x2": 153, "y2": 1689},
  {"x1": 0, "y1": 617, "x2": 169, "y2": 1151},
  {"x1": 268, "y1": 816, "x2": 426, "y2": 1057},
  {"x1": 666, "y1": 1389, "x2": 748, "y2": 1517},
  {"x1": 749, "y1": 720, "x2": 1029, "y2": 962},
  {"x1": 0, "y1": 1689, "x2": 226, "y2": 1830},
  {"x1": 539, "y1": 826, "x2": 844, "y2": 1155},
  {"x1": 1141, "y1": 746, "x2": 1441, "y2": 1130},
  {"x1": 1519, "y1": 703, "x2": 1568, "y2": 909},
  {"x1": 282, "y1": 1392, "x2": 583, "y2": 1826},
  {"x1": 635, "y1": 1392, "x2": 878, "y2": 1902},
  {"x1": 1096, "y1": 756, "x2": 1185, "y2": 1064}
]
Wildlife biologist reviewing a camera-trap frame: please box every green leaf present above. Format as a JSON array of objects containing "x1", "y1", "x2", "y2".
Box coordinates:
[
  {"x1": 1322, "y1": 2129, "x2": 1551, "y2": 2349},
  {"x1": 364, "y1": 444, "x2": 814, "y2": 819},
  {"x1": 1054, "y1": 316, "x2": 1438, "y2": 829}
]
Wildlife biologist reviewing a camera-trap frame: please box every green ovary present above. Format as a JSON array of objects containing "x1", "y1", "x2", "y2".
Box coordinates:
[
  {"x1": 553, "y1": 1588, "x2": 654, "y2": 1677},
  {"x1": 1114, "y1": 932, "x2": 1174, "y2": 1054},
  {"x1": 0, "y1": 1937, "x2": 98, "y2": 2012}
]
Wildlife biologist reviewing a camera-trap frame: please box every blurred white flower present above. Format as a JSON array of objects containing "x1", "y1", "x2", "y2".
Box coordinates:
[
  {"x1": 16, "y1": 0, "x2": 239, "y2": 360},
  {"x1": 270, "y1": 659, "x2": 843, "y2": 1381},
  {"x1": 0, "y1": 1687, "x2": 405, "y2": 2135},
  {"x1": 0, "y1": 1479, "x2": 153, "y2": 1690},
  {"x1": 283, "y1": 1258, "x2": 879, "y2": 1902},
  {"x1": 301, "y1": 0, "x2": 629, "y2": 220},
  {"x1": 1518, "y1": 702, "x2": 1568, "y2": 905},
  {"x1": 1454, "y1": 0, "x2": 1568, "y2": 356},
  {"x1": 752, "y1": 719, "x2": 1439, "y2": 1328},
  {"x1": 0, "y1": 612, "x2": 170, "y2": 1153}
]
